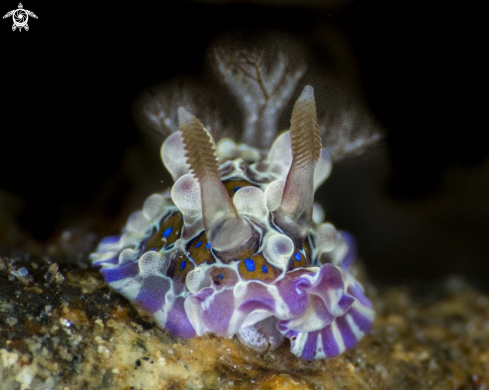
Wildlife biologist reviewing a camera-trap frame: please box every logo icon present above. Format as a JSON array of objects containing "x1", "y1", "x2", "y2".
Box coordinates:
[{"x1": 3, "y1": 3, "x2": 37, "y2": 32}]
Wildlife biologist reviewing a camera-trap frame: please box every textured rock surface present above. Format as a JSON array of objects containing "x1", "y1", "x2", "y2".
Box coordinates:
[{"x1": 1, "y1": 254, "x2": 488, "y2": 390}]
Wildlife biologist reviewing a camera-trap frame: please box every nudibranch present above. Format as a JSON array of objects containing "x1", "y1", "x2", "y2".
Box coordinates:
[{"x1": 90, "y1": 85, "x2": 374, "y2": 360}]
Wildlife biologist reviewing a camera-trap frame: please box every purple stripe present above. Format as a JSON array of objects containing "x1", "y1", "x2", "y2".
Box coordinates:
[
  {"x1": 100, "y1": 236, "x2": 120, "y2": 246},
  {"x1": 101, "y1": 261, "x2": 139, "y2": 283},
  {"x1": 348, "y1": 283, "x2": 373, "y2": 308},
  {"x1": 320, "y1": 326, "x2": 341, "y2": 358},
  {"x1": 337, "y1": 294, "x2": 355, "y2": 313},
  {"x1": 135, "y1": 276, "x2": 171, "y2": 313},
  {"x1": 277, "y1": 320, "x2": 292, "y2": 334},
  {"x1": 311, "y1": 295, "x2": 336, "y2": 324},
  {"x1": 200, "y1": 289, "x2": 235, "y2": 336},
  {"x1": 284, "y1": 329, "x2": 298, "y2": 339},
  {"x1": 309, "y1": 264, "x2": 343, "y2": 294},
  {"x1": 338, "y1": 231, "x2": 356, "y2": 270},
  {"x1": 238, "y1": 297, "x2": 275, "y2": 314},
  {"x1": 335, "y1": 316, "x2": 357, "y2": 349},
  {"x1": 308, "y1": 264, "x2": 345, "y2": 313},
  {"x1": 237, "y1": 282, "x2": 276, "y2": 314},
  {"x1": 93, "y1": 255, "x2": 119, "y2": 266},
  {"x1": 349, "y1": 307, "x2": 373, "y2": 334},
  {"x1": 300, "y1": 332, "x2": 318, "y2": 360},
  {"x1": 277, "y1": 276, "x2": 311, "y2": 317},
  {"x1": 165, "y1": 296, "x2": 196, "y2": 339}
]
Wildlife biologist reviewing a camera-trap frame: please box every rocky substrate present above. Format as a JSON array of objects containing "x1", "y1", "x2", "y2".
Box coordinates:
[{"x1": 1, "y1": 255, "x2": 488, "y2": 390}]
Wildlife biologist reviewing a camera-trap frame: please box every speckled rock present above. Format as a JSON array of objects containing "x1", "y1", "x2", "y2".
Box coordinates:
[{"x1": 1, "y1": 253, "x2": 488, "y2": 390}]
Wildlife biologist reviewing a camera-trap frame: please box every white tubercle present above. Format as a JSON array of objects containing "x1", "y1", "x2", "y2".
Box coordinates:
[
  {"x1": 121, "y1": 231, "x2": 146, "y2": 248},
  {"x1": 171, "y1": 174, "x2": 202, "y2": 222},
  {"x1": 185, "y1": 265, "x2": 212, "y2": 294},
  {"x1": 138, "y1": 251, "x2": 168, "y2": 277},
  {"x1": 118, "y1": 248, "x2": 140, "y2": 264},
  {"x1": 143, "y1": 193, "x2": 168, "y2": 221},
  {"x1": 233, "y1": 186, "x2": 268, "y2": 220},
  {"x1": 236, "y1": 144, "x2": 262, "y2": 162},
  {"x1": 312, "y1": 203, "x2": 325, "y2": 224},
  {"x1": 160, "y1": 131, "x2": 191, "y2": 181},
  {"x1": 216, "y1": 139, "x2": 262, "y2": 162},
  {"x1": 265, "y1": 131, "x2": 292, "y2": 179},
  {"x1": 313, "y1": 149, "x2": 332, "y2": 190},
  {"x1": 328, "y1": 233, "x2": 349, "y2": 267},
  {"x1": 316, "y1": 222, "x2": 337, "y2": 253},
  {"x1": 216, "y1": 138, "x2": 238, "y2": 160},
  {"x1": 126, "y1": 211, "x2": 151, "y2": 234},
  {"x1": 264, "y1": 180, "x2": 285, "y2": 212},
  {"x1": 263, "y1": 233, "x2": 295, "y2": 269}
]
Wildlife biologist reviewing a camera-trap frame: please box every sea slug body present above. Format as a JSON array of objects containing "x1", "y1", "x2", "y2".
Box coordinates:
[{"x1": 91, "y1": 84, "x2": 374, "y2": 360}]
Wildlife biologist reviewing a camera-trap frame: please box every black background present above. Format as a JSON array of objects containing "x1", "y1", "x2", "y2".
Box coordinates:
[{"x1": 1, "y1": 1, "x2": 487, "y2": 287}]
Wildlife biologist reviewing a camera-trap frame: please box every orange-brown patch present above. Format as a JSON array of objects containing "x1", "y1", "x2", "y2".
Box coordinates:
[
  {"x1": 186, "y1": 232, "x2": 215, "y2": 265},
  {"x1": 238, "y1": 253, "x2": 282, "y2": 282},
  {"x1": 143, "y1": 211, "x2": 183, "y2": 252},
  {"x1": 166, "y1": 251, "x2": 195, "y2": 284},
  {"x1": 288, "y1": 236, "x2": 313, "y2": 270},
  {"x1": 222, "y1": 179, "x2": 256, "y2": 198}
]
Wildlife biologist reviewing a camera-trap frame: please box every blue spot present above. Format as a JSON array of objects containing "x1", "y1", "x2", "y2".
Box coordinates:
[
  {"x1": 217, "y1": 273, "x2": 223, "y2": 280},
  {"x1": 195, "y1": 241, "x2": 203, "y2": 248},
  {"x1": 233, "y1": 186, "x2": 242, "y2": 193},
  {"x1": 180, "y1": 260, "x2": 186, "y2": 270},
  {"x1": 163, "y1": 227, "x2": 173, "y2": 238},
  {"x1": 151, "y1": 247, "x2": 157, "y2": 252},
  {"x1": 294, "y1": 252, "x2": 301, "y2": 261},
  {"x1": 244, "y1": 258, "x2": 255, "y2": 272},
  {"x1": 205, "y1": 243, "x2": 211, "y2": 250},
  {"x1": 262, "y1": 265, "x2": 268, "y2": 274}
]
